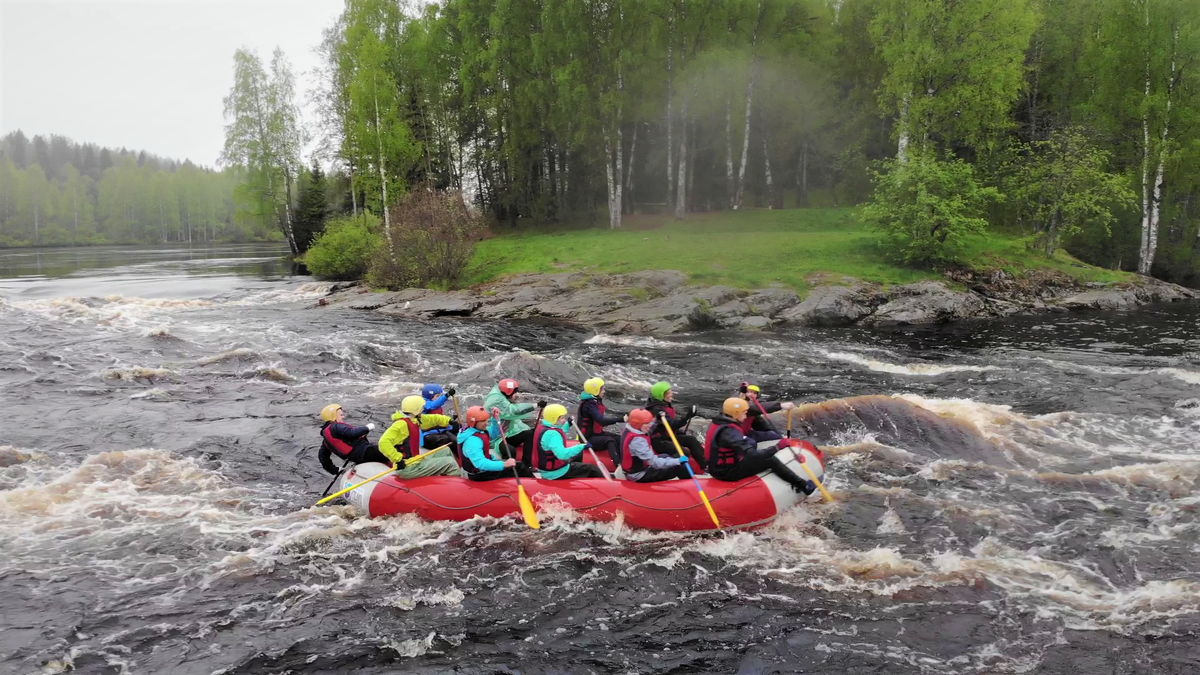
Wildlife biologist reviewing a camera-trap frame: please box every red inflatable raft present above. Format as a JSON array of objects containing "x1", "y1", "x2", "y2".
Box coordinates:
[{"x1": 338, "y1": 441, "x2": 827, "y2": 532}]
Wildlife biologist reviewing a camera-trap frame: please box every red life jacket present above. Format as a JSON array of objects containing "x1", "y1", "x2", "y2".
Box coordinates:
[
  {"x1": 620, "y1": 428, "x2": 652, "y2": 474},
  {"x1": 704, "y1": 422, "x2": 740, "y2": 469},
  {"x1": 459, "y1": 429, "x2": 491, "y2": 475},
  {"x1": 579, "y1": 398, "x2": 608, "y2": 436},
  {"x1": 532, "y1": 422, "x2": 568, "y2": 472},
  {"x1": 321, "y1": 423, "x2": 355, "y2": 458},
  {"x1": 427, "y1": 406, "x2": 444, "y2": 415},
  {"x1": 394, "y1": 417, "x2": 423, "y2": 460},
  {"x1": 739, "y1": 416, "x2": 755, "y2": 435}
]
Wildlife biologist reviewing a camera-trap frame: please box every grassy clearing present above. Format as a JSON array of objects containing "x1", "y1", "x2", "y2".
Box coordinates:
[{"x1": 467, "y1": 208, "x2": 1133, "y2": 293}]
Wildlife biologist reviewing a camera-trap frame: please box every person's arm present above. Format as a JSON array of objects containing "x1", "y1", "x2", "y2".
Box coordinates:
[
  {"x1": 318, "y1": 444, "x2": 340, "y2": 475},
  {"x1": 377, "y1": 422, "x2": 408, "y2": 465},
  {"x1": 595, "y1": 402, "x2": 626, "y2": 427},
  {"x1": 630, "y1": 435, "x2": 678, "y2": 470},
  {"x1": 546, "y1": 430, "x2": 583, "y2": 461},
  {"x1": 333, "y1": 422, "x2": 371, "y2": 439},
  {"x1": 418, "y1": 414, "x2": 454, "y2": 431},
  {"x1": 717, "y1": 426, "x2": 756, "y2": 456},
  {"x1": 463, "y1": 434, "x2": 506, "y2": 472},
  {"x1": 423, "y1": 393, "x2": 450, "y2": 412}
]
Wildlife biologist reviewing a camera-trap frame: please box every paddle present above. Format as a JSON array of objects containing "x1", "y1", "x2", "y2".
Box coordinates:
[
  {"x1": 497, "y1": 414, "x2": 541, "y2": 529},
  {"x1": 320, "y1": 456, "x2": 354, "y2": 497},
  {"x1": 786, "y1": 407, "x2": 792, "y2": 439},
  {"x1": 659, "y1": 413, "x2": 721, "y2": 529},
  {"x1": 315, "y1": 444, "x2": 449, "y2": 506},
  {"x1": 794, "y1": 450, "x2": 835, "y2": 503},
  {"x1": 568, "y1": 419, "x2": 615, "y2": 482}
]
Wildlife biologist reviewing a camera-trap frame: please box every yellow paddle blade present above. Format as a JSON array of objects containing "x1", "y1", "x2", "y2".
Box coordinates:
[
  {"x1": 698, "y1": 490, "x2": 721, "y2": 529},
  {"x1": 800, "y1": 461, "x2": 835, "y2": 503},
  {"x1": 517, "y1": 485, "x2": 541, "y2": 529}
]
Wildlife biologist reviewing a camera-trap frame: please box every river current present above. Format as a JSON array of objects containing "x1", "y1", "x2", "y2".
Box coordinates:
[{"x1": 1, "y1": 245, "x2": 1199, "y2": 674}]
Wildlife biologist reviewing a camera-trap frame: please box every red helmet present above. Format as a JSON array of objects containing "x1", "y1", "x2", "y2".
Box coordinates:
[
  {"x1": 498, "y1": 378, "x2": 520, "y2": 396},
  {"x1": 466, "y1": 406, "x2": 490, "y2": 426},
  {"x1": 628, "y1": 408, "x2": 654, "y2": 429}
]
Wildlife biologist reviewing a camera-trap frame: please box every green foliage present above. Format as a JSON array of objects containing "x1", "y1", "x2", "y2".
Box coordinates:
[
  {"x1": 367, "y1": 190, "x2": 484, "y2": 289},
  {"x1": 304, "y1": 214, "x2": 382, "y2": 280},
  {"x1": 1006, "y1": 127, "x2": 1136, "y2": 255},
  {"x1": 293, "y1": 162, "x2": 329, "y2": 253},
  {"x1": 861, "y1": 155, "x2": 1000, "y2": 268}
]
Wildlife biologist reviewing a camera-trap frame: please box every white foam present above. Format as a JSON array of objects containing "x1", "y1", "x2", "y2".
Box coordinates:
[{"x1": 821, "y1": 350, "x2": 1000, "y2": 376}]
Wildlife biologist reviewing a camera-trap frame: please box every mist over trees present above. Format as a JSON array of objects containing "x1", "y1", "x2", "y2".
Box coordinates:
[
  {"x1": 0, "y1": 131, "x2": 282, "y2": 247},
  {"x1": 307, "y1": 0, "x2": 1200, "y2": 285}
]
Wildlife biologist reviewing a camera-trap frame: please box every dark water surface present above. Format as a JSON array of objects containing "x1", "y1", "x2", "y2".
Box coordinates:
[{"x1": 2, "y1": 245, "x2": 1199, "y2": 674}]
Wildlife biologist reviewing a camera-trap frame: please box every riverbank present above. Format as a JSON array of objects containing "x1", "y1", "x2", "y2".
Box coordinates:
[{"x1": 320, "y1": 209, "x2": 1196, "y2": 334}]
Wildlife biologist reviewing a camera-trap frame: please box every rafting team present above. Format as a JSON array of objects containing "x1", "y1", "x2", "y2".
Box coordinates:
[{"x1": 318, "y1": 378, "x2": 818, "y2": 495}]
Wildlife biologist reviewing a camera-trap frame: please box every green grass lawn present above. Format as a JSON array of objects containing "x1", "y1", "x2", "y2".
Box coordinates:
[{"x1": 467, "y1": 208, "x2": 1132, "y2": 294}]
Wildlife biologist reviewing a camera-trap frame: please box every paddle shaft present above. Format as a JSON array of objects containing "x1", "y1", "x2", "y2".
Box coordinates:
[
  {"x1": 321, "y1": 455, "x2": 353, "y2": 497},
  {"x1": 659, "y1": 413, "x2": 722, "y2": 529},
  {"x1": 569, "y1": 420, "x2": 615, "y2": 482},
  {"x1": 315, "y1": 444, "x2": 448, "y2": 506},
  {"x1": 499, "y1": 418, "x2": 542, "y2": 529}
]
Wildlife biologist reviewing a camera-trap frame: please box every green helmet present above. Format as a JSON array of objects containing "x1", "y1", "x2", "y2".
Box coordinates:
[{"x1": 650, "y1": 381, "x2": 672, "y2": 400}]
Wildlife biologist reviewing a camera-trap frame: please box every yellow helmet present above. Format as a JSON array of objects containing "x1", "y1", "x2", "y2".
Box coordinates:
[
  {"x1": 543, "y1": 403, "x2": 568, "y2": 425},
  {"x1": 400, "y1": 395, "x2": 426, "y2": 416},
  {"x1": 583, "y1": 377, "x2": 605, "y2": 397},
  {"x1": 320, "y1": 404, "x2": 343, "y2": 422},
  {"x1": 722, "y1": 397, "x2": 750, "y2": 418}
]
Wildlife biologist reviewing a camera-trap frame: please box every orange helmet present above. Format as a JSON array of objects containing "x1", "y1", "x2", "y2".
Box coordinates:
[
  {"x1": 498, "y1": 378, "x2": 520, "y2": 396},
  {"x1": 628, "y1": 408, "x2": 655, "y2": 429},
  {"x1": 722, "y1": 397, "x2": 750, "y2": 418},
  {"x1": 466, "y1": 406, "x2": 490, "y2": 426}
]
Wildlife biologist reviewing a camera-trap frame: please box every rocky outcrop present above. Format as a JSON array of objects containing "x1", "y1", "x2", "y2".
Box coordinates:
[{"x1": 318, "y1": 268, "x2": 1198, "y2": 335}]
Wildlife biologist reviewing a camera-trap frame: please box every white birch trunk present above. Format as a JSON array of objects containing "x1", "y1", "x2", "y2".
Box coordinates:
[
  {"x1": 1142, "y1": 23, "x2": 1178, "y2": 274},
  {"x1": 624, "y1": 125, "x2": 637, "y2": 215},
  {"x1": 725, "y1": 96, "x2": 735, "y2": 208},
  {"x1": 761, "y1": 122, "x2": 774, "y2": 208},
  {"x1": 674, "y1": 96, "x2": 689, "y2": 219},
  {"x1": 735, "y1": 66, "x2": 756, "y2": 210},
  {"x1": 666, "y1": 23, "x2": 675, "y2": 208},
  {"x1": 898, "y1": 93, "x2": 912, "y2": 161},
  {"x1": 374, "y1": 88, "x2": 393, "y2": 252},
  {"x1": 1138, "y1": 3, "x2": 1153, "y2": 274},
  {"x1": 605, "y1": 135, "x2": 617, "y2": 228},
  {"x1": 615, "y1": 126, "x2": 624, "y2": 228}
]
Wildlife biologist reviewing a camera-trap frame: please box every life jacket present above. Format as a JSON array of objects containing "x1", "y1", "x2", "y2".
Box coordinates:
[
  {"x1": 647, "y1": 400, "x2": 677, "y2": 438},
  {"x1": 459, "y1": 429, "x2": 491, "y2": 475},
  {"x1": 321, "y1": 422, "x2": 355, "y2": 458},
  {"x1": 620, "y1": 427, "x2": 651, "y2": 474},
  {"x1": 579, "y1": 398, "x2": 608, "y2": 436},
  {"x1": 532, "y1": 422, "x2": 568, "y2": 472},
  {"x1": 704, "y1": 422, "x2": 741, "y2": 470},
  {"x1": 739, "y1": 416, "x2": 755, "y2": 435},
  {"x1": 426, "y1": 405, "x2": 444, "y2": 415},
  {"x1": 394, "y1": 416, "x2": 423, "y2": 459}
]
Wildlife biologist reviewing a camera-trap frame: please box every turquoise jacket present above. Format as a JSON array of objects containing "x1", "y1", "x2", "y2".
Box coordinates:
[
  {"x1": 483, "y1": 384, "x2": 537, "y2": 442},
  {"x1": 538, "y1": 420, "x2": 583, "y2": 480},
  {"x1": 458, "y1": 419, "x2": 505, "y2": 473}
]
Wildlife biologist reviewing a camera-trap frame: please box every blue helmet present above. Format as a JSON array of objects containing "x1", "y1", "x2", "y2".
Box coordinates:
[{"x1": 421, "y1": 383, "x2": 444, "y2": 400}]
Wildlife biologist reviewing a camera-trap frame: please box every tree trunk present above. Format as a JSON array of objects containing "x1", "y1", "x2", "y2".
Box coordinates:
[
  {"x1": 725, "y1": 95, "x2": 735, "y2": 209},
  {"x1": 374, "y1": 88, "x2": 393, "y2": 253},
  {"x1": 761, "y1": 121, "x2": 774, "y2": 209},
  {"x1": 897, "y1": 93, "x2": 912, "y2": 161},
  {"x1": 624, "y1": 125, "x2": 637, "y2": 215},
  {"x1": 1139, "y1": 20, "x2": 1177, "y2": 275},
  {"x1": 797, "y1": 141, "x2": 809, "y2": 207},
  {"x1": 666, "y1": 19, "x2": 675, "y2": 210},
  {"x1": 674, "y1": 96, "x2": 689, "y2": 219},
  {"x1": 735, "y1": 66, "x2": 756, "y2": 209}
]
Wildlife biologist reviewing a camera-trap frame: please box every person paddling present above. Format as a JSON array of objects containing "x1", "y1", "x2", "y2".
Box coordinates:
[
  {"x1": 378, "y1": 395, "x2": 461, "y2": 478},
  {"x1": 621, "y1": 408, "x2": 690, "y2": 483},
  {"x1": 577, "y1": 377, "x2": 626, "y2": 465},
  {"x1": 458, "y1": 406, "x2": 535, "y2": 481},
  {"x1": 317, "y1": 404, "x2": 393, "y2": 475},
  {"x1": 738, "y1": 382, "x2": 795, "y2": 443},
  {"x1": 705, "y1": 398, "x2": 814, "y2": 494},
  {"x1": 534, "y1": 404, "x2": 605, "y2": 479},
  {"x1": 421, "y1": 383, "x2": 460, "y2": 454},
  {"x1": 645, "y1": 381, "x2": 704, "y2": 468},
  {"x1": 484, "y1": 378, "x2": 543, "y2": 463}
]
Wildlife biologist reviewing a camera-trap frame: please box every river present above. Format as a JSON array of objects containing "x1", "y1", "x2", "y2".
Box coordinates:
[{"x1": 2, "y1": 244, "x2": 1199, "y2": 674}]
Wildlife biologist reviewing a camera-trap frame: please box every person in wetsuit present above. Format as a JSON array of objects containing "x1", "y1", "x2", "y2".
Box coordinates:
[
  {"x1": 705, "y1": 397, "x2": 815, "y2": 494},
  {"x1": 421, "y1": 383, "x2": 460, "y2": 456},
  {"x1": 483, "y1": 378, "x2": 544, "y2": 462},
  {"x1": 738, "y1": 382, "x2": 796, "y2": 443},
  {"x1": 458, "y1": 405, "x2": 535, "y2": 481},
  {"x1": 645, "y1": 381, "x2": 704, "y2": 469},
  {"x1": 577, "y1": 377, "x2": 626, "y2": 465},
  {"x1": 378, "y1": 395, "x2": 462, "y2": 478},
  {"x1": 620, "y1": 408, "x2": 691, "y2": 483},
  {"x1": 317, "y1": 403, "x2": 395, "y2": 475},
  {"x1": 533, "y1": 404, "x2": 605, "y2": 479}
]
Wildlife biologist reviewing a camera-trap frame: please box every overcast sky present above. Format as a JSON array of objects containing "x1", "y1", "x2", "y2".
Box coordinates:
[{"x1": 0, "y1": 0, "x2": 342, "y2": 167}]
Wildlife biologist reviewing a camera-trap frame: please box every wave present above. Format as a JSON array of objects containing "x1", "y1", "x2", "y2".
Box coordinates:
[
  {"x1": 99, "y1": 366, "x2": 176, "y2": 382},
  {"x1": 820, "y1": 350, "x2": 1000, "y2": 376}
]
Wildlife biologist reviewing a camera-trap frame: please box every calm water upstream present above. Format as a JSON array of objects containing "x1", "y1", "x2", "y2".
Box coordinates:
[{"x1": 1, "y1": 244, "x2": 1199, "y2": 674}]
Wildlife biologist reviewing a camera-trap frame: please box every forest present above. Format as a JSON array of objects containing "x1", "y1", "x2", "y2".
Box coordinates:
[
  {"x1": 0, "y1": 131, "x2": 282, "y2": 247},
  {"x1": 283, "y1": 0, "x2": 1199, "y2": 284}
]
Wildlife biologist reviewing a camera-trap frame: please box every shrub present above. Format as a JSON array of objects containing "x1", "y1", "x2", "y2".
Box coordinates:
[
  {"x1": 304, "y1": 214, "x2": 382, "y2": 280},
  {"x1": 368, "y1": 189, "x2": 485, "y2": 290},
  {"x1": 861, "y1": 154, "x2": 1000, "y2": 268}
]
